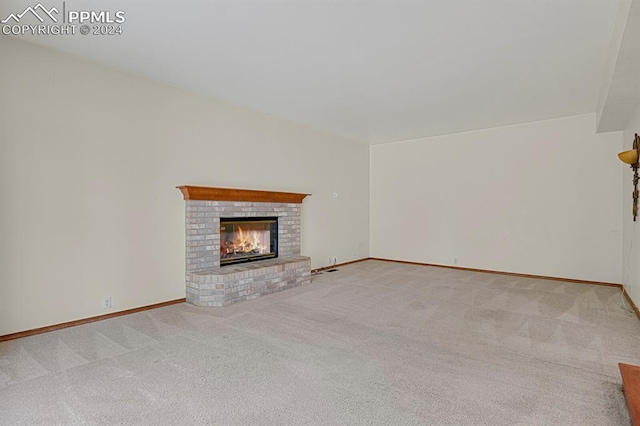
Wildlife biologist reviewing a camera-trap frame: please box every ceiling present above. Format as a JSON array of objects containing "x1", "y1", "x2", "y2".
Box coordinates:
[{"x1": 1, "y1": 0, "x2": 634, "y2": 144}]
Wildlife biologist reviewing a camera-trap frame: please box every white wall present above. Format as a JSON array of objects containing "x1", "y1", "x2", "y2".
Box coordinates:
[
  {"x1": 621, "y1": 103, "x2": 640, "y2": 306},
  {"x1": 371, "y1": 114, "x2": 622, "y2": 283},
  {"x1": 0, "y1": 38, "x2": 370, "y2": 336},
  {"x1": 595, "y1": 0, "x2": 632, "y2": 131}
]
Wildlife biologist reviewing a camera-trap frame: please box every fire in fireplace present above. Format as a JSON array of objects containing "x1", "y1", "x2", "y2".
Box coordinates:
[{"x1": 220, "y1": 217, "x2": 278, "y2": 266}]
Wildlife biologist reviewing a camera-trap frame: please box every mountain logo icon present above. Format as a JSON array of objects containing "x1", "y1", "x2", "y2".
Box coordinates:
[{"x1": 1, "y1": 3, "x2": 59, "y2": 24}]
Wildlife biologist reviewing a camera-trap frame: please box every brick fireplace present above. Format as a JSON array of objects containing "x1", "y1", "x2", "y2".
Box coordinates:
[{"x1": 177, "y1": 186, "x2": 311, "y2": 306}]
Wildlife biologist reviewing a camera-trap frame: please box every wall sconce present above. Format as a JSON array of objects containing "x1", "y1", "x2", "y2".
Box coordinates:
[{"x1": 619, "y1": 133, "x2": 640, "y2": 221}]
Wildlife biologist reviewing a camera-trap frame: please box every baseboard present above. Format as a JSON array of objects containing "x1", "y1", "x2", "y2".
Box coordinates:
[
  {"x1": 311, "y1": 258, "x2": 369, "y2": 273},
  {"x1": 368, "y1": 257, "x2": 622, "y2": 287},
  {"x1": 623, "y1": 288, "x2": 640, "y2": 321},
  {"x1": 315, "y1": 256, "x2": 621, "y2": 286},
  {"x1": 0, "y1": 298, "x2": 186, "y2": 343}
]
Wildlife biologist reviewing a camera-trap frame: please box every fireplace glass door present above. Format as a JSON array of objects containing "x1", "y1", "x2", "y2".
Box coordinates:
[{"x1": 220, "y1": 217, "x2": 278, "y2": 266}]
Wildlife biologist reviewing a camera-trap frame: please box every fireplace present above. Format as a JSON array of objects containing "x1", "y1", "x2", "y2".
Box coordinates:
[
  {"x1": 177, "y1": 185, "x2": 310, "y2": 307},
  {"x1": 220, "y1": 217, "x2": 278, "y2": 266}
]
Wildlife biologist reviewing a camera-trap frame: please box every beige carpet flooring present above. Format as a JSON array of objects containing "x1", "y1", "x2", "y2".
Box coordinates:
[{"x1": 1, "y1": 260, "x2": 640, "y2": 425}]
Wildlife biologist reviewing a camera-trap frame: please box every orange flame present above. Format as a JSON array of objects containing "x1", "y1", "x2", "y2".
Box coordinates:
[{"x1": 221, "y1": 226, "x2": 267, "y2": 257}]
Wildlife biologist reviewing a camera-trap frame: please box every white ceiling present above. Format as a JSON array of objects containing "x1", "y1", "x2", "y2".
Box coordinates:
[{"x1": 1, "y1": 0, "x2": 627, "y2": 144}]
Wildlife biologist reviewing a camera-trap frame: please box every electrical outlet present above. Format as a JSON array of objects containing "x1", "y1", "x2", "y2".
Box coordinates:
[
  {"x1": 332, "y1": 256, "x2": 338, "y2": 264},
  {"x1": 103, "y1": 297, "x2": 111, "y2": 309},
  {"x1": 453, "y1": 257, "x2": 459, "y2": 265},
  {"x1": 352, "y1": 253, "x2": 357, "y2": 259}
]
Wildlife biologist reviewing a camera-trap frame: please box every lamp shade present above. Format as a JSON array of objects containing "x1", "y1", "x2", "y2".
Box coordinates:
[{"x1": 618, "y1": 149, "x2": 639, "y2": 165}]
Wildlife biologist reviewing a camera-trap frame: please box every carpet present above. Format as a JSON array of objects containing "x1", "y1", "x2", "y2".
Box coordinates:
[{"x1": 1, "y1": 260, "x2": 639, "y2": 425}]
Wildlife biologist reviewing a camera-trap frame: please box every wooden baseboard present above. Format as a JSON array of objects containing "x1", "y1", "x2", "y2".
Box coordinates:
[
  {"x1": 623, "y1": 288, "x2": 640, "y2": 321},
  {"x1": 0, "y1": 298, "x2": 186, "y2": 343},
  {"x1": 311, "y1": 258, "x2": 369, "y2": 273},
  {"x1": 315, "y1": 256, "x2": 627, "y2": 290},
  {"x1": 368, "y1": 257, "x2": 622, "y2": 287}
]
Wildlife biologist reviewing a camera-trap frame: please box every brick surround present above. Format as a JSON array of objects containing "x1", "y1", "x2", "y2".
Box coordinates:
[{"x1": 179, "y1": 187, "x2": 311, "y2": 307}]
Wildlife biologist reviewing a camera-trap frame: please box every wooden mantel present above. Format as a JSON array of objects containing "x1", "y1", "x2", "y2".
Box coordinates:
[{"x1": 176, "y1": 185, "x2": 310, "y2": 204}]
